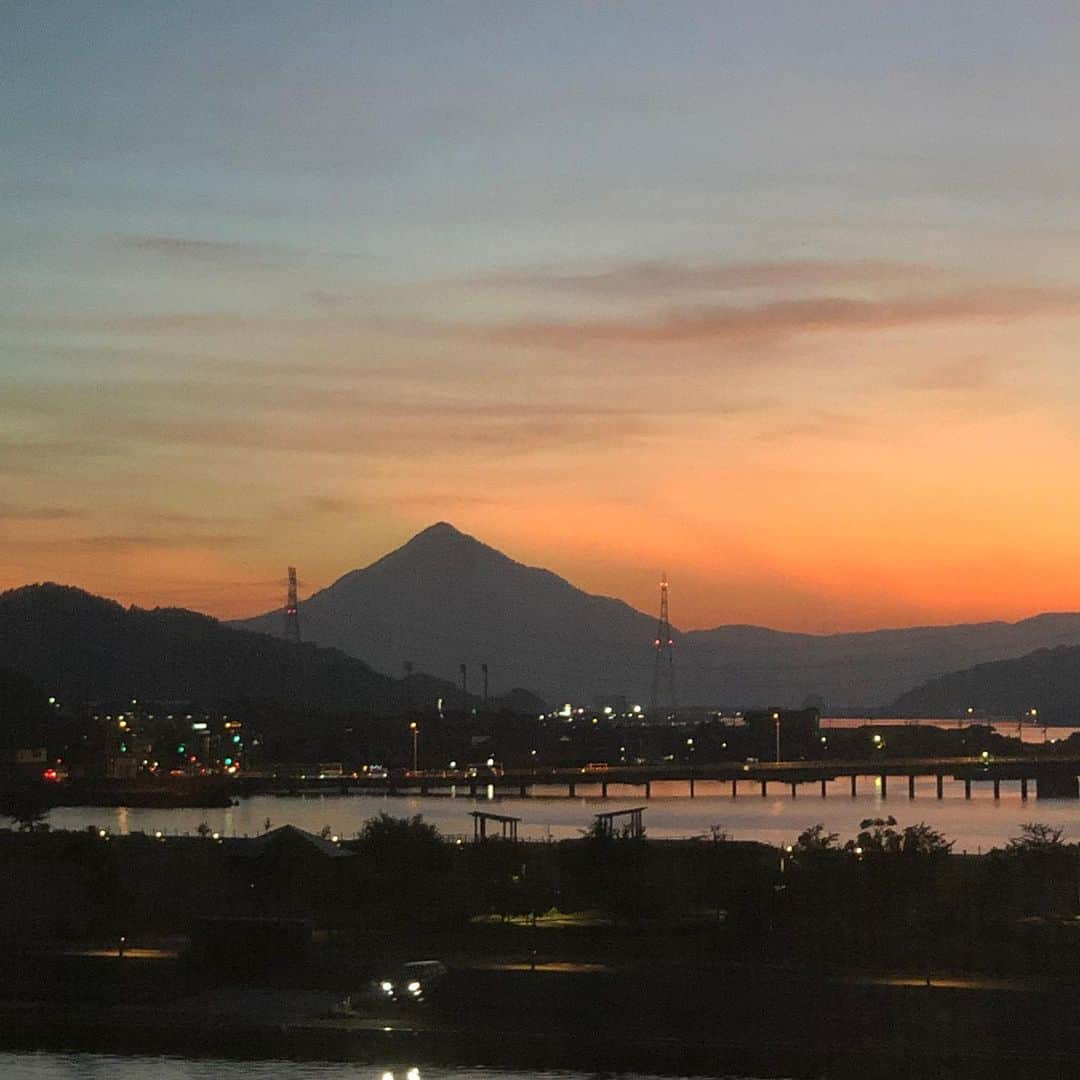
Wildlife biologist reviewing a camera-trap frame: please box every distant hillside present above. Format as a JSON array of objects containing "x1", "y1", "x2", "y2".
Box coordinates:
[
  {"x1": 0, "y1": 583, "x2": 508, "y2": 714},
  {"x1": 678, "y1": 613, "x2": 1080, "y2": 711},
  {"x1": 891, "y1": 645, "x2": 1080, "y2": 724},
  {"x1": 235, "y1": 522, "x2": 1080, "y2": 708}
]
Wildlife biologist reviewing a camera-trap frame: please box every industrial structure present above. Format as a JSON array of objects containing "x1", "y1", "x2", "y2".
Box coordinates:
[
  {"x1": 284, "y1": 567, "x2": 301, "y2": 644},
  {"x1": 650, "y1": 572, "x2": 676, "y2": 718}
]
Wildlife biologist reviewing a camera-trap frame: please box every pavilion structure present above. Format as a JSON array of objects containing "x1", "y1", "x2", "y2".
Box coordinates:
[
  {"x1": 469, "y1": 810, "x2": 521, "y2": 842},
  {"x1": 592, "y1": 807, "x2": 646, "y2": 839}
]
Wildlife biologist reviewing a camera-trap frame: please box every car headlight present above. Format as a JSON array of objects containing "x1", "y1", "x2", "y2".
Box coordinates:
[
  {"x1": 380, "y1": 981, "x2": 393, "y2": 992},
  {"x1": 407, "y1": 981, "x2": 421, "y2": 993}
]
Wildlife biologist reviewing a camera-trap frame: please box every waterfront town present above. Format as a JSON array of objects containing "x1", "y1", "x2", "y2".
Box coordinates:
[{"x1": 7, "y1": 664, "x2": 1080, "y2": 1074}]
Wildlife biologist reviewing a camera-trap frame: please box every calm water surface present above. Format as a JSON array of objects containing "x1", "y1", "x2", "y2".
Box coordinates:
[
  {"x1": 0, "y1": 1052, "x2": 776, "y2": 1080},
  {"x1": 40, "y1": 781, "x2": 1080, "y2": 850}
]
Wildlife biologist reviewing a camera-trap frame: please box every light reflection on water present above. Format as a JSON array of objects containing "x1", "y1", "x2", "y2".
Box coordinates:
[
  {"x1": 0, "y1": 1053, "x2": 771, "y2": 1080},
  {"x1": 41, "y1": 783, "x2": 1080, "y2": 852}
]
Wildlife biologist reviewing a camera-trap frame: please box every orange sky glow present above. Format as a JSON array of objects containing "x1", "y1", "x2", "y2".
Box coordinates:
[{"x1": 7, "y1": 6, "x2": 1080, "y2": 634}]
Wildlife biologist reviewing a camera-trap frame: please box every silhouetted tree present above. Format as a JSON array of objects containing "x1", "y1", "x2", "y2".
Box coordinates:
[
  {"x1": 356, "y1": 813, "x2": 452, "y2": 925},
  {"x1": 793, "y1": 823, "x2": 839, "y2": 854},
  {"x1": 844, "y1": 817, "x2": 951, "y2": 857},
  {"x1": 0, "y1": 772, "x2": 54, "y2": 830},
  {"x1": 1006, "y1": 822, "x2": 1065, "y2": 854}
]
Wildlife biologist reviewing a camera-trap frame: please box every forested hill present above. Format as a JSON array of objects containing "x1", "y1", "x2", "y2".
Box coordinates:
[
  {"x1": 0, "y1": 583, "x2": 471, "y2": 713},
  {"x1": 891, "y1": 645, "x2": 1080, "y2": 724}
]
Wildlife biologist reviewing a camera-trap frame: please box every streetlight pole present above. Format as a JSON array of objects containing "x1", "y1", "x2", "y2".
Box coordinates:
[
  {"x1": 773, "y1": 711, "x2": 781, "y2": 764},
  {"x1": 409, "y1": 721, "x2": 419, "y2": 773},
  {"x1": 1022, "y1": 707, "x2": 1037, "y2": 745}
]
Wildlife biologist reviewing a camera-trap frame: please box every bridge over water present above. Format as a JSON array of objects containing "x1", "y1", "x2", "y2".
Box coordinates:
[{"x1": 250, "y1": 756, "x2": 1080, "y2": 801}]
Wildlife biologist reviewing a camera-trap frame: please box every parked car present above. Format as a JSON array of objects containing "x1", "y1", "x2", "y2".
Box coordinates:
[{"x1": 377, "y1": 960, "x2": 448, "y2": 1004}]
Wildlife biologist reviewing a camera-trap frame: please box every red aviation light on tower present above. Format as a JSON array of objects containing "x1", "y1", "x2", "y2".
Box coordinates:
[{"x1": 284, "y1": 567, "x2": 301, "y2": 643}]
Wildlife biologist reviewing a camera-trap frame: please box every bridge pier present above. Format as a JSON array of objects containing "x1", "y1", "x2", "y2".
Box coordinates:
[
  {"x1": 964, "y1": 779, "x2": 971, "y2": 799},
  {"x1": 936, "y1": 774, "x2": 944, "y2": 799},
  {"x1": 1021, "y1": 777, "x2": 1028, "y2": 800},
  {"x1": 1036, "y1": 769, "x2": 1079, "y2": 799},
  {"x1": 850, "y1": 775, "x2": 857, "y2": 797},
  {"x1": 908, "y1": 775, "x2": 916, "y2": 799},
  {"x1": 821, "y1": 779, "x2": 827, "y2": 798}
]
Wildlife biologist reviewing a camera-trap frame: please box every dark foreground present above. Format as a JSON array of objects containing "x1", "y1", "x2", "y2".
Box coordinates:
[{"x1": 4, "y1": 950, "x2": 1080, "y2": 1080}]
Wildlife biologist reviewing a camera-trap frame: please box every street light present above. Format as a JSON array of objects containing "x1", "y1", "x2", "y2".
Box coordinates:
[
  {"x1": 409, "y1": 721, "x2": 419, "y2": 773},
  {"x1": 773, "y1": 711, "x2": 781, "y2": 764},
  {"x1": 1025, "y1": 707, "x2": 1039, "y2": 744}
]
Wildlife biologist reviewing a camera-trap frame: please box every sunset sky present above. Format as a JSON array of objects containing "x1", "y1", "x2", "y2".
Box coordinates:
[{"x1": 6, "y1": 3, "x2": 1080, "y2": 632}]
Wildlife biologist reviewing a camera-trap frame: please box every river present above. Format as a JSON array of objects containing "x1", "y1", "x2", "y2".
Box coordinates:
[
  {"x1": 36, "y1": 779, "x2": 1080, "y2": 851},
  {"x1": 0, "y1": 1052, "x2": 775, "y2": 1080}
]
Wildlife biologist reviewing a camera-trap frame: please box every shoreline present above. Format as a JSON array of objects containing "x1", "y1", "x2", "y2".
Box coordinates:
[{"x1": 4, "y1": 962, "x2": 1080, "y2": 1079}]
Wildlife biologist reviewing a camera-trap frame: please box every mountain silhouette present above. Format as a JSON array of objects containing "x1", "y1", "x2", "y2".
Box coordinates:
[
  {"x1": 0, "y1": 582, "x2": 493, "y2": 713},
  {"x1": 238, "y1": 523, "x2": 657, "y2": 707},
  {"x1": 891, "y1": 644, "x2": 1080, "y2": 724},
  {"x1": 678, "y1": 613, "x2": 1080, "y2": 711},
  {"x1": 235, "y1": 523, "x2": 1080, "y2": 708}
]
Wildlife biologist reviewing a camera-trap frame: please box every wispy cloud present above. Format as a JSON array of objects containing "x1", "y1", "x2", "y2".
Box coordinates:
[
  {"x1": 482, "y1": 258, "x2": 950, "y2": 297},
  {"x1": 895, "y1": 357, "x2": 997, "y2": 392},
  {"x1": 475, "y1": 287, "x2": 1080, "y2": 350},
  {"x1": 117, "y1": 235, "x2": 274, "y2": 261},
  {"x1": 283, "y1": 495, "x2": 356, "y2": 516},
  {"x1": 21, "y1": 532, "x2": 251, "y2": 553},
  {"x1": 114, "y1": 234, "x2": 375, "y2": 265},
  {"x1": 0, "y1": 503, "x2": 86, "y2": 522}
]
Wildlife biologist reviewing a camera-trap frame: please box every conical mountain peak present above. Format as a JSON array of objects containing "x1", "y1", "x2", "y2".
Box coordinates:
[{"x1": 401, "y1": 521, "x2": 477, "y2": 550}]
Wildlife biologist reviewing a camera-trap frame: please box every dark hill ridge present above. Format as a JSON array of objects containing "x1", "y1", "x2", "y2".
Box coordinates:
[
  {"x1": 0, "y1": 582, "x2": 501, "y2": 713},
  {"x1": 890, "y1": 644, "x2": 1080, "y2": 724},
  {"x1": 678, "y1": 612, "x2": 1080, "y2": 712},
  {"x1": 234, "y1": 522, "x2": 1080, "y2": 708}
]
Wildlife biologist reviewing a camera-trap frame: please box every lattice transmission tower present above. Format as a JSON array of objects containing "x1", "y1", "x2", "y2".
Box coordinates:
[
  {"x1": 284, "y1": 566, "x2": 301, "y2": 644},
  {"x1": 650, "y1": 572, "x2": 676, "y2": 717}
]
